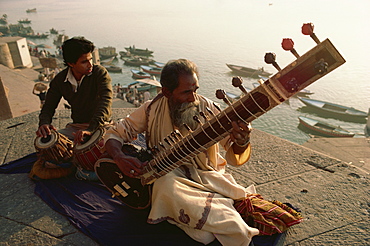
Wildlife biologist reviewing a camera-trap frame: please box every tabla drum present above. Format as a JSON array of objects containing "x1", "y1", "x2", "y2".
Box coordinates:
[
  {"x1": 34, "y1": 130, "x2": 73, "y2": 163},
  {"x1": 73, "y1": 127, "x2": 106, "y2": 171}
]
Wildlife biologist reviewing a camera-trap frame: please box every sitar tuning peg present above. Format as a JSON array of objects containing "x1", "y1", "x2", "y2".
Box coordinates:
[
  {"x1": 282, "y1": 38, "x2": 300, "y2": 58},
  {"x1": 199, "y1": 111, "x2": 208, "y2": 120},
  {"x1": 232, "y1": 76, "x2": 249, "y2": 94},
  {"x1": 302, "y1": 23, "x2": 320, "y2": 44},
  {"x1": 215, "y1": 89, "x2": 232, "y2": 106},
  {"x1": 193, "y1": 115, "x2": 202, "y2": 124},
  {"x1": 264, "y1": 52, "x2": 281, "y2": 71}
]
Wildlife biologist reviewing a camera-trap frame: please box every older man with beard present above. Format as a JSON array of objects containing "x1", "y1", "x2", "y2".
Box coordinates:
[{"x1": 104, "y1": 59, "x2": 259, "y2": 245}]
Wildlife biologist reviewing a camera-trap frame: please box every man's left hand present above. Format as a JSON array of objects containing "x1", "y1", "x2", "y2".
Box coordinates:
[{"x1": 230, "y1": 121, "x2": 251, "y2": 152}]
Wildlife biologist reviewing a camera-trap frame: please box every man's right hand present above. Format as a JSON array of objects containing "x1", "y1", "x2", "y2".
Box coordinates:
[
  {"x1": 105, "y1": 139, "x2": 147, "y2": 178},
  {"x1": 36, "y1": 124, "x2": 57, "y2": 138},
  {"x1": 113, "y1": 151, "x2": 147, "y2": 178}
]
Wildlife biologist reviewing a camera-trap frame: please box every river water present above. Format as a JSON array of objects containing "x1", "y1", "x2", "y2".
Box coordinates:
[{"x1": 1, "y1": 0, "x2": 369, "y2": 144}]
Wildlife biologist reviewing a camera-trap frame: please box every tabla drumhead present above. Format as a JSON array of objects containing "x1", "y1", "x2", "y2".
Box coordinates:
[
  {"x1": 35, "y1": 130, "x2": 58, "y2": 149},
  {"x1": 74, "y1": 128, "x2": 104, "y2": 150}
]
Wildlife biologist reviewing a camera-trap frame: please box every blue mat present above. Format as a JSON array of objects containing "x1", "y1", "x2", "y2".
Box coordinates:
[{"x1": 1, "y1": 153, "x2": 284, "y2": 246}]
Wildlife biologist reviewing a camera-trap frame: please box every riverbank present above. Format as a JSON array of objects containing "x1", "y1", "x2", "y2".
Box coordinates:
[{"x1": 0, "y1": 62, "x2": 369, "y2": 245}]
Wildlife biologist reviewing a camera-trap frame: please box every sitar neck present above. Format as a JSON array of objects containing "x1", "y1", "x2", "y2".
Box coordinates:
[{"x1": 140, "y1": 38, "x2": 345, "y2": 185}]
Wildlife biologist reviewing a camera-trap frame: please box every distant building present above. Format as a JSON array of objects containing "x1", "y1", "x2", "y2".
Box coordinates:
[
  {"x1": 92, "y1": 48, "x2": 100, "y2": 65},
  {"x1": 0, "y1": 36, "x2": 33, "y2": 68}
]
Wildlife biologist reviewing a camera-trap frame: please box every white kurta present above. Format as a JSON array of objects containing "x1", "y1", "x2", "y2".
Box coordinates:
[{"x1": 104, "y1": 94, "x2": 259, "y2": 245}]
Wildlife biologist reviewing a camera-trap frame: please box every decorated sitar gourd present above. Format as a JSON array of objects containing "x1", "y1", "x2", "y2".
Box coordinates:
[{"x1": 95, "y1": 23, "x2": 346, "y2": 209}]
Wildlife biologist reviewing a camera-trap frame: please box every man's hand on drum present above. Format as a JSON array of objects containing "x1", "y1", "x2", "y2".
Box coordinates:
[
  {"x1": 36, "y1": 124, "x2": 57, "y2": 138},
  {"x1": 114, "y1": 151, "x2": 147, "y2": 178},
  {"x1": 73, "y1": 130, "x2": 93, "y2": 145}
]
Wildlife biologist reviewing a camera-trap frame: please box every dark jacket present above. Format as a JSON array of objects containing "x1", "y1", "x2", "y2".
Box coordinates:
[{"x1": 39, "y1": 65, "x2": 113, "y2": 132}]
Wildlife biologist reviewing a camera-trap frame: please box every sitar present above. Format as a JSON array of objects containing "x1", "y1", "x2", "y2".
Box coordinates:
[{"x1": 95, "y1": 23, "x2": 346, "y2": 209}]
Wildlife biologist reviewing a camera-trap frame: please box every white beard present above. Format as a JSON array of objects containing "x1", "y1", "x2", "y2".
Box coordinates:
[{"x1": 169, "y1": 99, "x2": 200, "y2": 131}]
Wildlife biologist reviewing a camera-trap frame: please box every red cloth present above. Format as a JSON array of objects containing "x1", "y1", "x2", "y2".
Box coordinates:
[{"x1": 234, "y1": 194, "x2": 303, "y2": 235}]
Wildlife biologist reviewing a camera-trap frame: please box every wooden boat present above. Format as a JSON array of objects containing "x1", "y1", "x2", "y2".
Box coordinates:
[
  {"x1": 298, "y1": 97, "x2": 367, "y2": 120},
  {"x1": 119, "y1": 79, "x2": 162, "y2": 103},
  {"x1": 125, "y1": 46, "x2": 154, "y2": 56},
  {"x1": 49, "y1": 28, "x2": 58, "y2": 34},
  {"x1": 119, "y1": 51, "x2": 132, "y2": 58},
  {"x1": 296, "y1": 88, "x2": 314, "y2": 97},
  {"x1": 99, "y1": 46, "x2": 117, "y2": 60},
  {"x1": 123, "y1": 57, "x2": 152, "y2": 66},
  {"x1": 128, "y1": 79, "x2": 161, "y2": 93},
  {"x1": 23, "y1": 33, "x2": 49, "y2": 39},
  {"x1": 140, "y1": 65, "x2": 162, "y2": 75},
  {"x1": 154, "y1": 61, "x2": 165, "y2": 68},
  {"x1": 53, "y1": 34, "x2": 69, "y2": 47},
  {"x1": 225, "y1": 92, "x2": 240, "y2": 102},
  {"x1": 53, "y1": 34, "x2": 68, "y2": 46},
  {"x1": 298, "y1": 116, "x2": 355, "y2": 137},
  {"x1": 226, "y1": 63, "x2": 272, "y2": 78},
  {"x1": 101, "y1": 56, "x2": 115, "y2": 65},
  {"x1": 0, "y1": 14, "x2": 8, "y2": 25},
  {"x1": 131, "y1": 69, "x2": 151, "y2": 79},
  {"x1": 18, "y1": 19, "x2": 31, "y2": 24},
  {"x1": 225, "y1": 86, "x2": 252, "y2": 102},
  {"x1": 26, "y1": 8, "x2": 37, "y2": 13},
  {"x1": 252, "y1": 82, "x2": 260, "y2": 88},
  {"x1": 104, "y1": 65, "x2": 122, "y2": 73}
]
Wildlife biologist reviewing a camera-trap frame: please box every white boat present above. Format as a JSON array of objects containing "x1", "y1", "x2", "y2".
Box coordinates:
[
  {"x1": 153, "y1": 62, "x2": 165, "y2": 68},
  {"x1": 298, "y1": 97, "x2": 367, "y2": 120},
  {"x1": 131, "y1": 69, "x2": 151, "y2": 79},
  {"x1": 140, "y1": 65, "x2": 162, "y2": 75},
  {"x1": 226, "y1": 63, "x2": 272, "y2": 78},
  {"x1": 298, "y1": 116, "x2": 355, "y2": 137}
]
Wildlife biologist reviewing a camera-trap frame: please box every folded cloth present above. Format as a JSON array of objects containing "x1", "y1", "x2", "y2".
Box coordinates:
[
  {"x1": 33, "y1": 175, "x2": 221, "y2": 246},
  {"x1": 0, "y1": 152, "x2": 36, "y2": 174},
  {"x1": 234, "y1": 194, "x2": 303, "y2": 235},
  {"x1": 2, "y1": 154, "x2": 286, "y2": 246}
]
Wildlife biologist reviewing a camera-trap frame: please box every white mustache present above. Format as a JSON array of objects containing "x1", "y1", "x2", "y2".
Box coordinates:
[{"x1": 177, "y1": 100, "x2": 200, "y2": 112}]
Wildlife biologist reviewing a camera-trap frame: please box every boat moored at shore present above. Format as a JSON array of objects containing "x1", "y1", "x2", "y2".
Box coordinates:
[
  {"x1": 125, "y1": 46, "x2": 153, "y2": 56},
  {"x1": 131, "y1": 69, "x2": 151, "y2": 79},
  {"x1": 298, "y1": 116, "x2": 355, "y2": 138},
  {"x1": 298, "y1": 97, "x2": 367, "y2": 122},
  {"x1": 140, "y1": 65, "x2": 162, "y2": 75},
  {"x1": 226, "y1": 63, "x2": 272, "y2": 78}
]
